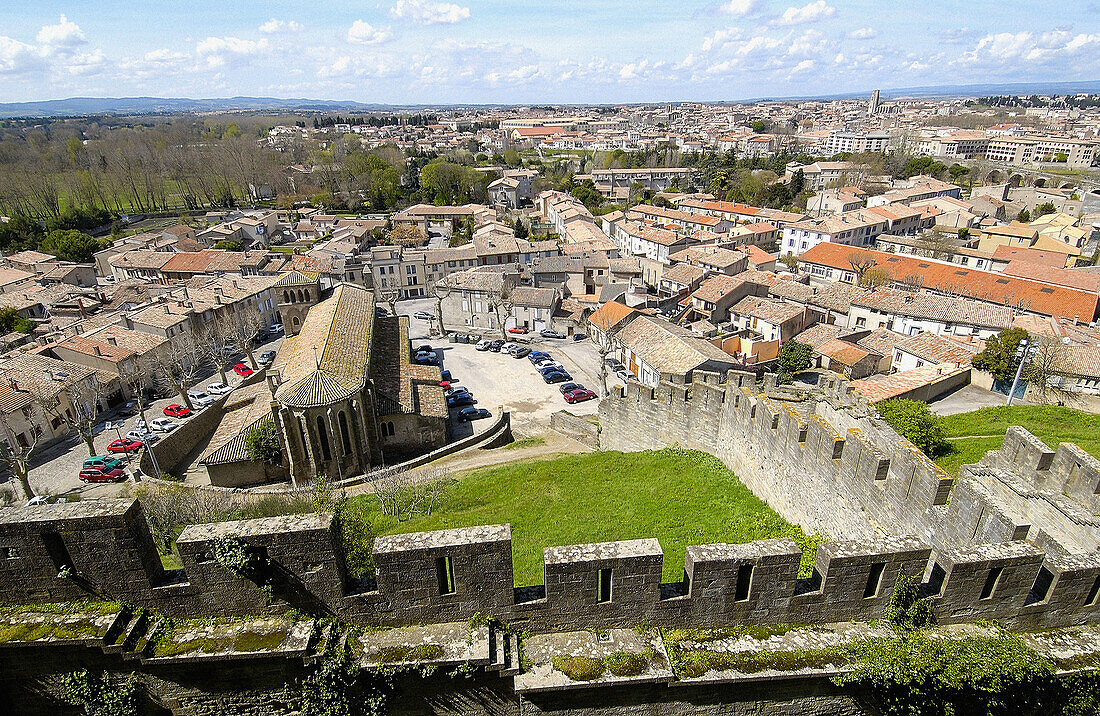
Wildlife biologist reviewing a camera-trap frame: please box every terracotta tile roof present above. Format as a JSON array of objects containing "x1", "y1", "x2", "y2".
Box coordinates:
[
  {"x1": 792, "y1": 323, "x2": 843, "y2": 350},
  {"x1": 818, "y1": 338, "x2": 874, "y2": 367},
  {"x1": 857, "y1": 328, "x2": 908, "y2": 357},
  {"x1": 661, "y1": 263, "x2": 707, "y2": 286},
  {"x1": 990, "y1": 245, "x2": 1068, "y2": 268},
  {"x1": 618, "y1": 315, "x2": 737, "y2": 375},
  {"x1": 587, "y1": 301, "x2": 637, "y2": 332},
  {"x1": 1002, "y1": 260, "x2": 1100, "y2": 293},
  {"x1": 669, "y1": 245, "x2": 745, "y2": 269},
  {"x1": 692, "y1": 275, "x2": 747, "y2": 303},
  {"x1": 730, "y1": 295, "x2": 804, "y2": 325},
  {"x1": 850, "y1": 287, "x2": 1014, "y2": 329},
  {"x1": 200, "y1": 384, "x2": 273, "y2": 465},
  {"x1": 510, "y1": 286, "x2": 558, "y2": 309},
  {"x1": 274, "y1": 283, "x2": 375, "y2": 409},
  {"x1": 799, "y1": 242, "x2": 1099, "y2": 320},
  {"x1": 852, "y1": 365, "x2": 966, "y2": 402},
  {"x1": 895, "y1": 332, "x2": 978, "y2": 366}
]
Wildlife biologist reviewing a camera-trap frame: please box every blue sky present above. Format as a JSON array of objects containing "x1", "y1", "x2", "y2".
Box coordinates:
[{"x1": 0, "y1": 1, "x2": 1098, "y2": 104}]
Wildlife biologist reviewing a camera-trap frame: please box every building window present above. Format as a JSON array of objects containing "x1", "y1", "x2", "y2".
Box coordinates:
[
  {"x1": 735, "y1": 564, "x2": 753, "y2": 601},
  {"x1": 596, "y1": 568, "x2": 613, "y2": 603},
  {"x1": 316, "y1": 415, "x2": 332, "y2": 462},
  {"x1": 338, "y1": 411, "x2": 352, "y2": 455},
  {"x1": 436, "y1": 556, "x2": 456, "y2": 595}
]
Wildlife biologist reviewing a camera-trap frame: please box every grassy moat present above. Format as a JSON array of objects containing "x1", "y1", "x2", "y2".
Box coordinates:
[{"x1": 355, "y1": 448, "x2": 818, "y2": 585}]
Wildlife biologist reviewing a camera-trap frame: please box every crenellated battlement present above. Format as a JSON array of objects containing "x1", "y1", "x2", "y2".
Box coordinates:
[{"x1": 1, "y1": 373, "x2": 1100, "y2": 634}]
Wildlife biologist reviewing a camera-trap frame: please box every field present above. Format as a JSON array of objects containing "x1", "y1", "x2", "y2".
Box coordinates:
[
  {"x1": 354, "y1": 448, "x2": 816, "y2": 585},
  {"x1": 935, "y1": 405, "x2": 1100, "y2": 476}
]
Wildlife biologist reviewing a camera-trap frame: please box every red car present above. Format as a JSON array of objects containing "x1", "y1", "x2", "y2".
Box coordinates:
[
  {"x1": 163, "y1": 404, "x2": 191, "y2": 418},
  {"x1": 507, "y1": 326, "x2": 529, "y2": 334},
  {"x1": 439, "y1": 380, "x2": 451, "y2": 390},
  {"x1": 107, "y1": 438, "x2": 143, "y2": 453},
  {"x1": 233, "y1": 363, "x2": 253, "y2": 377},
  {"x1": 79, "y1": 466, "x2": 126, "y2": 483},
  {"x1": 564, "y1": 388, "x2": 597, "y2": 404}
]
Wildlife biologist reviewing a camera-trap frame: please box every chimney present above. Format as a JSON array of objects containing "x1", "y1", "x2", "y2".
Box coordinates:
[
  {"x1": 107, "y1": 336, "x2": 118, "y2": 346},
  {"x1": 93, "y1": 346, "x2": 101, "y2": 356}
]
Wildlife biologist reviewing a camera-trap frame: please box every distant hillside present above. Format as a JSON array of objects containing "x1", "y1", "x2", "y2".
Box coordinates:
[{"x1": 2, "y1": 80, "x2": 1099, "y2": 118}]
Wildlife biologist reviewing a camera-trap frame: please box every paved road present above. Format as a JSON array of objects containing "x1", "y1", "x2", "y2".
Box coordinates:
[
  {"x1": 928, "y1": 384, "x2": 1007, "y2": 416},
  {"x1": 2, "y1": 333, "x2": 284, "y2": 503}
]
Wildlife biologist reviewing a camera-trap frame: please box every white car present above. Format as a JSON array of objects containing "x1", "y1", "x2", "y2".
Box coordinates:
[
  {"x1": 270, "y1": 323, "x2": 284, "y2": 334},
  {"x1": 616, "y1": 369, "x2": 634, "y2": 383},
  {"x1": 413, "y1": 310, "x2": 433, "y2": 321},
  {"x1": 501, "y1": 342, "x2": 520, "y2": 354},
  {"x1": 149, "y1": 418, "x2": 178, "y2": 433},
  {"x1": 187, "y1": 390, "x2": 216, "y2": 407},
  {"x1": 126, "y1": 428, "x2": 159, "y2": 444},
  {"x1": 475, "y1": 339, "x2": 493, "y2": 351},
  {"x1": 207, "y1": 382, "x2": 233, "y2": 396},
  {"x1": 535, "y1": 360, "x2": 563, "y2": 371}
]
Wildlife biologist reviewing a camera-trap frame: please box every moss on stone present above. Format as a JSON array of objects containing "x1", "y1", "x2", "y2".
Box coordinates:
[
  {"x1": 673, "y1": 646, "x2": 850, "y2": 679},
  {"x1": 373, "y1": 643, "x2": 445, "y2": 663},
  {"x1": 0, "y1": 618, "x2": 103, "y2": 644},
  {"x1": 604, "y1": 651, "x2": 649, "y2": 676},
  {"x1": 152, "y1": 637, "x2": 219, "y2": 658},
  {"x1": 231, "y1": 630, "x2": 288, "y2": 653},
  {"x1": 552, "y1": 655, "x2": 606, "y2": 681}
]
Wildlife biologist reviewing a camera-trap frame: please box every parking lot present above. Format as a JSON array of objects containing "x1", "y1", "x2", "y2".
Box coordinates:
[
  {"x1": 5, "y1": 333, "x2": 284, "y2": 502},
  {"x1": 398, "y1": 299, "x2": 611, "y2": 437}
]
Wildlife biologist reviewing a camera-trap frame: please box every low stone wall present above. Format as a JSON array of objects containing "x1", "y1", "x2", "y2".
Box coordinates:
[{"x1": 549, "y1": 410, "x2": 598, "y2": 448}]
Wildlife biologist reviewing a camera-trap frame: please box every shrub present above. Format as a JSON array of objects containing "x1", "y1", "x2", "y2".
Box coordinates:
[
  {"x1": 776, "y1": 341, "x2": 812, "y2": 384},
  {"x1": 212, "y1": 535, "x2": 266, "y2": 579},
  {"x1": 877, "y1": 399, "x2": 948, "y2": 457},
  {"x1": 244, "y1": 420, "x2": 282, "y2": 465},
  {"x1": 972, "y1": 328, "x2": 1029, "y2": 383},
  {"x1": 58, "y1": 669, "x2": 138, "y2": 716}
]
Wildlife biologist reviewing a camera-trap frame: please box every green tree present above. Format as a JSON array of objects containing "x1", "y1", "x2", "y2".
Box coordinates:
[
  {"x1": 38, "y1": 230, "x2": 109, "y2": 263},
  {"x1": 513, "y1": 218, "x2": 528, "y2": 239},
  {"x1": 1033, "y1": 201, "x2": 1057, "y2": 218},
  {"x1": 972, "y1": 327, "x2": 1029, "y2": 383},
  {"x1": 876, "y1": 398, "x2": 948, "y2": 456},
  {"x1": 776, "y1": 341, "x2": 812, "y2": 384},
  {"x1": 789, "y1": 168, "x2": 805, "y2": 196},
  {"x1": 244, "y1": 421, "x2": 282, "y2": 465},
  {"x1": 213, "y1": 240, "x2": 242, "y2": 251},
  {"x1": 0, "y1": 307, "x2": 32, "y2": 334},
  {"x1": 1017, "y1": 209, "x2": 1031, "y2": 223},
  {"x1": 503, "y1": 148, "x2": 521, "y2": 167}
]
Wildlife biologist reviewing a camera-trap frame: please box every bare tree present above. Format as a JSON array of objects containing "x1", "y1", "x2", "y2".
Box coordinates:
[
  {"x1": 1023, "y1": 337, "x2": 1067, "y2": 404},
  {"x1": 429, "y1": 277, "x2": 451, "y2": 337},
  {"x1": 118, "y1": 357, "x2": 155, "y2": 428},
  {"x1": 378, "y1": 286, "x2": 400, "y2": 319},
  {"x1": 34, "y1": 374, "x2": 109, "y2": 458},
  {"x1": 373, "y1": 464, "x2": 450, "y2": 521},
  {"x1": 198, "y1": 317, "x2": 235, "y2": 385},
  {"x1": 588, "y1": 307, "x2": 622, "y2": 397},
  {"x1": 861, "y1": 266, "x2": 893, "y2": 290},
  {"x1": 487, "y1": 280, "x2": 515, "y2": 340},
  {"x1": 227, "y1": 304, "x2": 265, "y2": 371},
  {"x1": 846, "y1": 250, "x2": 878, "y2": 284},
  {"x1": 0, "y1": 415, "x2": 40, "y2": 500},
  {"x1": 915, "y1": 229, "x2": 956, "y2": 261},
  {"x1": 151, "y1": 338, "x2": 207, "y2": 411}
]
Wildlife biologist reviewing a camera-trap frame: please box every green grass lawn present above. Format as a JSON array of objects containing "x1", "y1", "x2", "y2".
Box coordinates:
[
  {"x1": 935, "y1": 406, "x2": 1100, "y2": 476},
  {"x1": 351, "y1": 448, "x2": 816, "y2": 586}
]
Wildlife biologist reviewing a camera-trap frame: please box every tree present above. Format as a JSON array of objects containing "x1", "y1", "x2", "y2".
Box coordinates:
[
  {"x1": 430, "y1": 277, "x2": 450, "y2": 337},
  {"x1": 373, "y1": 465, "x2": 450, "y2": 521},
  {"x1": 151, "y1": 337, "x2": 207, "y2": 410},
  {"x1": 847, "y1": 250, "x2": 878, "y2": 283},
  {"x1": 38, "y1": 229, "x2": 109, "y2": 263},
  {"x1": 588, "y1": 307, "x2": 621, "y2": 397},
  {"x1": 244, "y1": 420, "x2": 282, "y2": 465},
  {"x1": 776, "y1": 341, "x2": 811, "y2": 384},
  {"x1": 513, "y1": 218, "x2": 528, "y2": 239},
  {"x1": 861, "y1": 266, "x2": 892, "y2": 290},
  {"x1": 226, "y1": 304, "x2": 264, "y2": 371},
  {"x1": 199, "y1": 316, "x2": 235, "y2": 385},
  {"x1": 118, "y1": 357, "x2": 155, "y2": 433},
  {"x1": 213, "y1": 239, "x2": 242, "y2": 251},
  {"x1": 487, "y1": 281, "x2": 515, "y2": 340},
  {"x1": 1033, "y1": 201, "x2": 1057, "y2": 218},
  {"x1": 503, "y1": 148, "x2": 521, "y2": 167},
  {"x1": 390, "y1": 224, "x2": 427, "y2": 247},
  {"x1": 789, "y1": 168, "x2": 805, "y2": 196},
  {"x1": 916, "y1": 229, "x2": 955, "y2": 261},
  {"x1": 972, "y1": 328, "x2": 1029, "y2": 383},
  {"x1": 1022, "y1": 337, "x2": 1065, "y2": 404},
  {"x1": 0, "y1": 306, "x2": 33, "y2": 334},
  {"x1": 1017, "y1": 209, "x2": 1032, "y2": 223},
  {"x1": 877, "y1": 398, "x2": 948, "y2": 456},
  {"x1": 0, "y1": 413, "x2": 40, "y2": 500},
  {"x1": 34, "y1": 374, "x2": 107, "y2": 458}
]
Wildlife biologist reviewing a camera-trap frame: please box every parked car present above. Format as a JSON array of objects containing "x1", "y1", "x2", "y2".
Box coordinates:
[
  {"x1": 233, "y1": 363, "x2": 253, "y2": 377},
  {"x1": 447, "y1": 393, "x2": 476, "y2": 408},
  {"x1": 540, "y1": 329, "x2": 565, "y2": 339},
  {"x1": 414, "y1": 352, "x2": 438, "y2": 366},
  {"x1": 149, "y1": 418, "x2": 178, "y2": 433},
  {"x1": 207, "y1": 382, "x2": 233, "y2": 396},
  {"x1": 508, "y1": 326, "x2": 529, "y2": 334},
  {"x1": 270, "y1": 323, "x2": 284, "y2": 334},
  {"x1": 416, "y1": 345, "x2": 433, "y2": 354},
  {"x1": 512, "y1": 347, "x2": 531, "y2": 358},
  {"x1": 445, "y1": 386, "x2": 470, "y2": 397},
  {"x1": 126, "y1": 429, "x2": 158, "y2": 444},
  {"x1": 543, "y1": 371, "x2": 572, "y2": 384},
  {"x1": 108, "y1": 438, "x2": 144, "y2": 453},
  {"x1": 572, "y1": 333, "x2": 588, "y2": 341},
  {"x1": 83, "y1": 455, "x2": 124, "y2": 470},
  {"x1": 475, "y1": 339, "x2": 492, "y2": 351},
  {"x1": 616, "y1": 369, "x2": 634, "y2": 383},
  {"x1": 79, "y1": 466, "x2": 126, "y2": 483},
  {"x1": 413, "y1": 311, "x2": 433, "y2": 321},
  {"x1": 163, "y1": 404, "x2": 191, "y2": 418},
  {"x1": 259, "y1": 350, "x2": 277, "y2": 366},
  {"x1": 558, "y1": 382, "x2": 584, "y2": 394},
  {"x1": 528, "y1": 351, "x2": 551, "y2": 363},
  {"x1": 501, "y1": 342, "x2": 520, "y2": 353},
  {"x1": 187, "y1": 390, "x2": 217, "y2": 407},
  {"x1": 488, "y1": 340, "x2": 505, "y2": 352},
  {"x1": 536, "y1": 361, "x2": 564, "y2": 373},
  {"x1": 564, "y1": 388, "x2": 597, "y2": 404},
  {"x1": 440, "y1": 370, "x2": 452, "y2": 382},
  {"x1": 456, "y1": 407, "x2": 491, "y2": 422}
]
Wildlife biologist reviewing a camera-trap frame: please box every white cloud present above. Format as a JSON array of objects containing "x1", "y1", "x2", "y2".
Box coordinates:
[
  {"x1": 718, "y1": 0, "x2": 755, "y2": 16},
  {"x1": 348, "y1": 20, "x2": 393, "y2": 45},
  {"x1": 958, "y1": 30, "x2": 1100, "y2": 70},
  {"x1": 36, "y1": 15, "x2": 87, "y2": 49},
  {"x1": 789, "y1": 58, "x2": 814, "y2": 74},
  {"x1": 0, "y1": 36, "x2": 44, "y2": 75},
  {"x1": 389, "y1": 0, "x2": 470, "y2": 25},
  {"x1": 258, "y1": 19, "x2": 303, "y2": 34},
  {"x1": 701, "y1": 27, "x2": 743, "y2": 52},
  {"x1": 774, "y1": 1, "x2": 835, "y2": 26},
  {"x1": 848, "y1": 27, "x2": 876, "y2": 39},
  {"x1": 195, "y1": 36, "x2": 270, "y2": 67}
]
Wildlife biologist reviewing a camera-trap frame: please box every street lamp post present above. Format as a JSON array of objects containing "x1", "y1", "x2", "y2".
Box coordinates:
[{"x1": 1007, "y1": 339, "x2": 1030, "y2": 406}]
